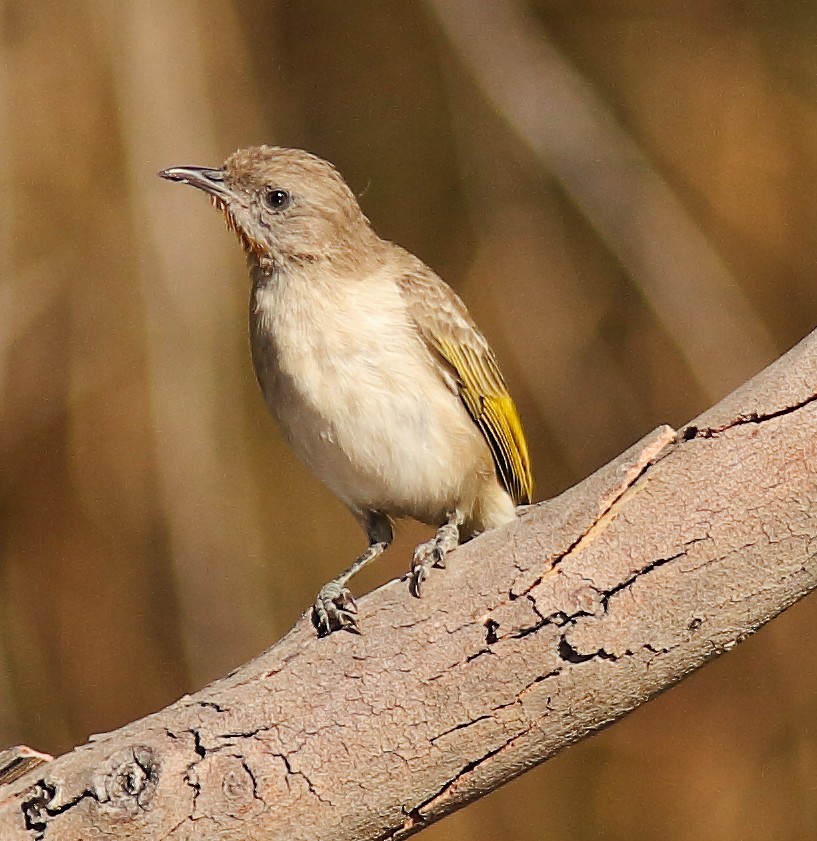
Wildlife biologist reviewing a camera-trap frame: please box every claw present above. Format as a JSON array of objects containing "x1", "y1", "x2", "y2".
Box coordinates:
[
  {"x1": 313, "y1": 584, "x2": 360, "y2": 636},
  {"x1": 410, "y1": 538, "x2": 435, "y2": 598},
  {"x1": 410, "y1": 526, "x2": 457, "y2": 598},
  {"x1": 410, "y1": 564, "x2": 428, "y2": 598}
]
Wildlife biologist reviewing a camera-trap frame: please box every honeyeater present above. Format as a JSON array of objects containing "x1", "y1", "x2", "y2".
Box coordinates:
[{"x1": 159, "y1": 146, "x2": 533, "y2": 636}]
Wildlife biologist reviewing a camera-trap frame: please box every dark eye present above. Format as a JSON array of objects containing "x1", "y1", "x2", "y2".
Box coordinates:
[{"x1": 264, "y1": 188, "x2": 290, "y2": 210}]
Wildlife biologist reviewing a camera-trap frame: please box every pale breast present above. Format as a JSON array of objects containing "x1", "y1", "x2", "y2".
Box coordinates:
[{"x1": 249, "y1": 265, "x2": 492, "y2": 521}]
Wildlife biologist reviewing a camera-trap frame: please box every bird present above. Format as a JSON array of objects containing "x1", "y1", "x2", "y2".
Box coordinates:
[{"x1": 159, "y1": 146, "x2": 533, "y2": 636}]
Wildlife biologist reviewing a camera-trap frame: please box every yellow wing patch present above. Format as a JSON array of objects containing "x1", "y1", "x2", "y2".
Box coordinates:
[
  {"x1": 439, "y1": 340, "x2": 533, "y2": 505},
  {"x1": 395, "y1": 266, "x2": 533, "y2": 505}
]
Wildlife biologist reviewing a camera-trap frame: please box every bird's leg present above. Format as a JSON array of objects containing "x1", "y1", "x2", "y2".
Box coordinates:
[
  {"x1": 313, "y1": 511, "x2": 393, "y2": 637},
  {"x1": 410, "y1": 510, "x2": 465, "y2": 597}
]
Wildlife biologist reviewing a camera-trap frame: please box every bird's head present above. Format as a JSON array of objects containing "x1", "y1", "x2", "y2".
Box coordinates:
[{"x1": 159, "y1": 146, "x2": 377, "y2": 269}]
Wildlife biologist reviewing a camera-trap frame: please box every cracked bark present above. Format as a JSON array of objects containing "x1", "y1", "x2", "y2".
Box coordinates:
[{"x1": 1, "y1": 328, "x2": 817, "y2": 841}]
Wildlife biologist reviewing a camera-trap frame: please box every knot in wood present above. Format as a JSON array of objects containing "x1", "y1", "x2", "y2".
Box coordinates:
[
  {"x1": 222, "y1": 761, "x2": 254, "y2": 802},
  {"x1": 21, "y1": 780, "x2": 56, "y2": 838},
  {"x1": 93, "y1": 745, "x2": 158, "y2": 816},
  {"x1": 189, "y1": 754, "x2": 261, "y2": 819}
]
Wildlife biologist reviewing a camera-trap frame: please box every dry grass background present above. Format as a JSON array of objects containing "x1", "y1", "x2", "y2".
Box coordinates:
[{"x1": 2, "y1": 1, "x2": 817, "y2": 839}]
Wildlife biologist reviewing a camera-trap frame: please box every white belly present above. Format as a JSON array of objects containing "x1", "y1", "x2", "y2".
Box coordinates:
[{"x1": 250, "y1": 266, "x2": 492, "y2": 523}]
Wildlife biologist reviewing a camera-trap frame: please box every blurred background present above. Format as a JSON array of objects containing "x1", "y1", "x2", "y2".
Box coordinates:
[{"x1": 1, "y1": 0, "x2": 817, "y2": 838}]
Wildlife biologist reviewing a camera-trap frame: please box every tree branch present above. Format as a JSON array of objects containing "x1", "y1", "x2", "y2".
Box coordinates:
[{"x1": 2, "y1": 329, "x2": 816, "y2": 841}]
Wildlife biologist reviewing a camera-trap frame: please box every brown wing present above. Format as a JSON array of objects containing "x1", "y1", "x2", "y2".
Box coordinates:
[{"x1": 397, "y1": 263, "x2": 533, "y2": 505}]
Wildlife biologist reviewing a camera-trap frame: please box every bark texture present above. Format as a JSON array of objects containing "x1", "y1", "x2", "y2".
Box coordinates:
[{"x1": 1, "y1": 330, "x2": 816, "y2": 841}]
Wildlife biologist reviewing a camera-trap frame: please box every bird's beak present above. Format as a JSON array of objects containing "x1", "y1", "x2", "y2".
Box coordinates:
[{"x1": 158, "y1": 165, "x2": 232, "y2": 202}]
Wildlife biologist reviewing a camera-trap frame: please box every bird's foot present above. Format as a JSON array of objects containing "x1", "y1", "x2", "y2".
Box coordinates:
[
  {"x1": 410, "y1": 516, "x2": 461, "y2": 597},
  {"x1": 409, "y1": 539, "x2": 445, "y2": 597},
  {"x1": 313, "y1": 581, "x2": 359, "y2": 637}
]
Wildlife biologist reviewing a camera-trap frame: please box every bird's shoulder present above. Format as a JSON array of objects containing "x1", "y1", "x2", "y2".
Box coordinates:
[{"x1": 390, "y1": 249, "x2": 490, "y2": 359}]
